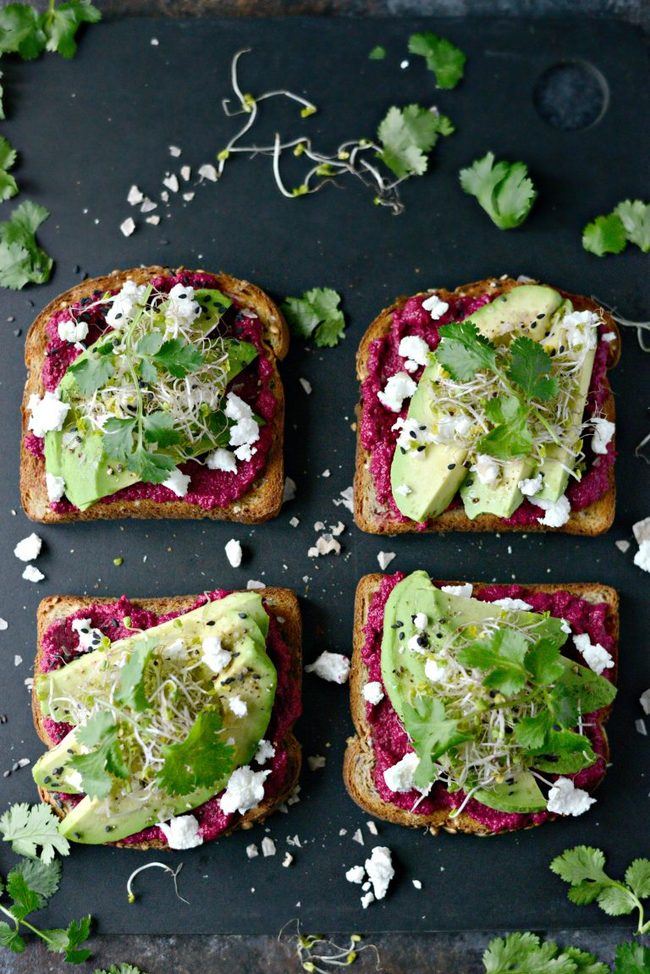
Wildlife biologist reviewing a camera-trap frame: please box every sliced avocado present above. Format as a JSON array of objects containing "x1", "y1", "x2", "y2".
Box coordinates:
[
  {"x1": 460, "y1": 457, "x2": 535, "y2": 520},
  {"x1": 390, "y1": 365, "x2": 469, "y2": 522},
  {"x1": 194, "y1": 287, "x2": 232, "y2": 320},
  {"x1": 36, "y1": 591, "x2": 269, "y2": 723},
  {"x1": 473, "y1": 771, "x2": 547, "y2": 813},
  {"x1": 465, "y1": 285, "x2": 564, "y2": 345}
]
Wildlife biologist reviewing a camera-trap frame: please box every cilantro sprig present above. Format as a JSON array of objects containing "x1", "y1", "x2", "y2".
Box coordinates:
[
  {"x1": 408, "y1": 31, "x2": 466, "y2": 89},
  {"x1": 95, "y1": 966, "x2": 146, "y2": 974},
  {"x1": 0, "y1": 1, "x2": 100, "y2": 64},
  {"x1": 282, "y1": 287, "x2": 347, "y2": 348},
  {"x1": 0, "y1": 803, "x2": 69, "y2": 863},
  {"x1": 551, "y1": 847, "x2": 650, "y2": 935},
  {"x1": 0, "y1": 200, "x2": 52, "y2": 289},
  {"x1": 156, "y1": 709, "x2": 235, "y2": 797},
  {"x1": 377, "y1": 103, "x2": 454, "y2": 179},
  {"x1": 583, "y1": 200, "x2": 649, "y2": 256},
  {"x1": 70, "y1": 712, "x2": 129, "y2": 799},
  {"x1": 459, "y1": 151, "x2": 537, "y2": 230},
  {"x1": 0, "y1": 136, "x2": 18, "y2": 201}
]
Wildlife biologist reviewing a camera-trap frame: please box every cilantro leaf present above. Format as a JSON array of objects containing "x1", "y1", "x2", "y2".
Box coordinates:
[
  {"x1": 0, "y1": 921, "x2": 25, "y2": 953},
  {"x1": 549, "y1": 846, "x2": 649, "y2": 929},
  {"x1": 0, "y1": 4, "x2": 46, "y2": 59},
  {"x1": 408, "y1": 31, "x2": 466, "y2": 89},
  {"x1": 10, "y1": 857, "x2": 61, "y2": 903},
  {"x1": 143, "y1": 410, "x2": 183, "y2": 449},
  {"x1": 156, "y1": 709, "x2": 235, "y2": 797},
  {"x1": 70, "y1": 744, "x2": 116, "y2": 799},
  {"x1": 458, "y1": 628, "x2": 529, "y2": 696},
  {"x1": 282, "y1": 287, "x2": 347, "y2": 348},
  {"x1": 94, "y1": 966, "x2": 144, "y2": 974},
  {"x1": 482, "y1": 931, "x2": 578, "y2": 974},
  {"x1": 596, "y1": 885, "x2": 640, "y2": 917},
  {"x1": 556, "y1": 660, "x2": 617, "y2": 715},
  {"x1": 460, "y1": 152, "x2": 537, "y2": 230},
  {"x1": 72, "y1": 713, "x2": 129, "y2": 798},
  {"x1": 582, "y1": 213, "x2": 627, "y2": 256},
  {"x1": 127, "y1": 447, "x2": 177, "y2": 485},
  {"x1": 400, "y1": 698, "x2": 471, "y2": 790},
  {"x1": 508, "y1": 336, "x2": 558, "y2": 402},
  {"x1": 368, "y1": 45, "x2": 386, "y2": 60},
  {"x1": 614, "y1": 199, "x2": 650, "y2": 253},
  {"x1": 102, "y1": 417, "x2": 136, "y2": 462},
  {"x1": 512, "y1": 710, "x2": 552, "y2": 750},
  {"x1": 68, "y1": 353, "x2": 115, "y2": 395},
  {"x1": 0, "y1": 802, "x2": 70, "y2": 862},
  {"x1": 115, "y1": 641, "x2": 154, "y2": 712},
  {"x1": 477, "y1": 401, "x2": 533, "y2": 460},
  {"x1": 0, "y1": 200, "x2": 52, "y2": 289},
  {"x1": 613, "y1": 943, "x2": 650, "y2": 974},
  {"x1": 0, "y1": 71, "x2": 5, "y2": 120},
  {"x1": 152, "y1": 338, "x2": 203, "y2": 378},
  {"x1": 6, "y1": 870, "x2": 42, "y2": 919},
  {"x1": 135, "y1": 330, "x2": 164, "y2": 356},
  {"x1": 550, "y1": 845, "x2": 608, "y2": 887},
  {"x1": 50, "y1": 914, "x2": 92, "y2": 962},
  {"x1": 76, "y1": 711, "x2": 116, "y2": 748},
  {"x1": 524, "y1": 637, "x2": 566, "y2": 686},
  {"x1": 625, "y1": 859, "x2": 650, "y2": 899},
  {"x1": 564, "y1": 946, "x2": 608, "y2": 974},
  {"x1": 0, "y1": 136, "x2": 18, "y2": 201},
  {"x1": 530, "y1": 729, "x2": 596, "y2": 775},
  {"x1": 43, "y1": 0, "x2": 101, "y2": 59},
  {"x1": 436, "y1": 321, "x2": 497, "y2": 380},
  {"x1": 377, "y1": 104, "x2": 453, "y2": 179}
]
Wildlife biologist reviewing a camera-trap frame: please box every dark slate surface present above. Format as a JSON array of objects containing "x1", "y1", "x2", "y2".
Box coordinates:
[{"x1": 0, "y1": 9, "x2": 648, "y2": 972}]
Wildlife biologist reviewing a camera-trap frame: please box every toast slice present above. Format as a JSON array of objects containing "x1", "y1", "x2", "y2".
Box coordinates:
[
  {"x1": 33, "y1": 587, "x2": 302, "y2": 850},
  {"x1": 344, "y1": 573, "x2": 619, "y2": 836},
  {"x1": 21, "y1": 265, "x2": 289, "y2": 524},
  {"x1": 354, "y1": 276, "x2": 619, "y2": 536}
]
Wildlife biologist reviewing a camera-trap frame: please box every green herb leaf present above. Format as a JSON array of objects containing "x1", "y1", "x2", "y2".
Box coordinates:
[
  {"x1": 512, "y1": 710, "x2": 552, "y2": 750},
  {"x1": 127, "y1": 447, "x2": 177, "y2": 485},
  {"x1": 400, "y1": 698, "x2": 471, "y2": 790},
  {"x1": 68, "y1": 353, "x2": 115, "y2": 396},
  {"x1": 476, "y1": 401, "x2": 533, "y2": 460},
  {"x1": 614, "y1": 199, "x2": 650, "y2": 253},
  {"x1": 72, "y1": 713, "x2": 129, "y2": 798},
  {"x1": 460, "y1": 152, "x2": 537, "y2": 230},
  {"x1": 550, "y1": 846, "x2": 608, "y2": 887},
  {"x1": 459, "y1": 628, "x2": 529, "y2": 696},
  {"x1": 368, "y1": 45, "x2": 386, "y2": 60},
  {"x1": 508, "y1": 336, "x2": 558, "y2": 402},
  {"x1": 595, "y1": 885, "x2": 639, "y2": 917},
  {"x1": 625, "y1": 859, "x2": 650, "y2": 899},
  {"x1": 0, "y1": 921, "x2": 25, "y2": 953},
  {"x1": 0, "y1": 200, "x2": 52, "y2": 289},
  {"x1": 61, "y1": 914, "x2": 92, "y2": 962},
  {"x1": 0, "y1": 802, "x2": 70, "y2": 862},
  {"x1": 76, "y1": 711, "x2": 116, "y2": 748},
  {"x1": 143, "y1": 410, "x2": 182, "y2": 449},
  {"x1": 377, "y1": 104, "x2": 453, "y2": 179},
  {"x1": 94, "y1": 965, "x2": 144, "y2": 974},
  {"x1": 10, "y1": 857, "x2": 61, "y2": 903},
  {"x1": 0, "y1": 71, "x2": 5, "y2": 120},
  {"x1": 152, "y1": 338, "x2": 203, "y2": 378},
  {"x1": 0, "y1": 4, "x2": 46, "y2": 59},
  {"x1": 6, "y1": 870, "x2": 43, "y2": 919},
  {"x1": 0, "y1": 136, "x2": 18, "y2": 201},
  {"x1": 482, "y1": 931, "x2": 579, "y2": 974},
  {"x1": 582, "y1": 213, "x2": 627, "y2": 256},
  {"x1": 524, "y1": 637, "x2": 566, "y2": 685},
  {"x1": 436, "y1": 320, "x2": 497, "y2": 380},
  {"x1": 564, "y1": 946, "x2": 608, "y2": 974},
  {"x1": 613, "y1": 942, "x2": 650, "y2": 974},
  {"x1": 135, "y1": 330, "x2": 164, "y2": 356},
  {"x1": 115, "y1": 641, "x2": 155, "y2": 712},
  {"x1": 43, "y1": 0, "x2": 101, "y2": 59},
  {"x1": 282, "y1": 287, "x2": 346, "y2": 348},
  {"x1": 102, "y1": 417, "x2": 136, "y2": 462},
  {"x1": 530, "y1": 729, "x2": 596, "y2": 775},
  {"x1": 407, "y1": 31, "x2": 466, "y2": 89},
  {"x1": 156, "y1": 709, "x2": 235, "y2": 797}
]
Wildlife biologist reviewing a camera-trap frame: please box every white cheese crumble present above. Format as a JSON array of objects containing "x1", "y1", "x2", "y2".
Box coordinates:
[
  {"x1": 573, "y1": 632, "x2": 614, "y2": 675},
  {"x1": 57, "y1": 318, "x2": 89, "y2": 343},
  {"x1": 246, "y1": 579, "x2": 265, "y2": 590},
  {"x1": 634, "y1": 540, "x2": 650, "y2": 573},
  {"x1": 440, "y1": 583, "x2": 473, "y2": 598},
  {"x1": 106, "y1": 280, "x2": 148, "y2": 328},
  {"x1": 407, "y1": 632, "x2": 429, "y2": 654},
  {"x1": 546, "y1": 777, "x2": 596, "y2": 817},
  {"x1": 633, "y1": 517, "x2": 650, "y2": 544},
  {"x1": 198, "y1": 163, "x2": 218, "y2": 182},
  {"x1": 254, "y1": 739, "x2": 276, "y2": 765},
  {"x1": 308, "y1": 534, "x2": 342, "y2": 557},
  {"x1": 120, "y1": 217, "x2": 136, "y2": 237},
  {"x1": 560, "y1": 309, "x2": 600, "y2": 351},
  {"x1": 352, "y1": 828, "x2": 364, "y2": 845},
  {"x1": 591, "y1": 417, "x2": 615, "y2": 454},
  {"x1": 158, "y1": 814, "x2": 203, "y2": 849},
  {"x1": 360, "y1": 891, "x2": 375, "y2": 909},
  {"x1": 615, "y1": 539, "x2": 630, "y2": 553},
  {"x1": 398, "y1": 335, "x2": 430, "y2": 372},
  {"x1": 307, "y1": 755, "x2": 326, "y2": 771},
  {"x1": 228, "y1": 695, "x2": 248, "y2": 718},
  {"x1": 640, "y1": 689, "x2": 650, "y2": 715},
  {"x1": 299, "y1": 377, "x2": 312, "y2": 395},
  {"x1": 432, "y1": 414, "x2": 473, "y2": 444},
  {"x1": 282, "y1": 852, "x2": 294, "y2": 868},
  {"x1": 364, "y1": 846, "x2": 394, "y2": 900},
  {"x1": 413, "y1": 612, "x2": 428, "y2": 630},
  {"x1": 261, "y1": 837, "x2": 276, "y2": 857},
  {"x1": 345, "y1": 865, "x2": 365, "y2": 884},
  {"x1": 470, "y1": 454, "x2": 499, "y2": 486},
  {"x1": 22, "y1": 565, "x2": 44, "y2": 583},
  {"x1": 383, "y1": 752, "x2": 420, "y2": 793},
  {"x1": 224, "y1": 538, "x2": 243, "y2": 568},
  {"x1": 422, "y1": 293, "x2": 449, "y2": 320},
  {"x1": 518, "y1": 474, "x2": 543, "y2": 497},
  {"x1": 46, "y1": 472, "x2": 66, "y2": 502},
  {"x1": 377, "y1": 551, "x2": 396, "y2": 570},
  {"x1": 162, "y1": 638, "x2": 186, "y2": 660},
  {"x1": 305, "y1": 651, "x2": 350, "y2": 684},
  {"x1": 492, "y1": 597, "x2": 533, "y2": 611},
  {"x1": 14, "y1": 533, "x2": 42, "y2": 562},
  {"x1": 145, "y1": 214, "x2": 161, "y2": 226},
  {"x1": 27, "y1": 391, "x2": 70, "y2": 438},
  {"x1": 283, "y1": 477, "x2": 297, "y2": 503},
  {"x1": 246, "y1": 843, "x2": 259, "y2": 859},
  {"x1": 225, "y1": 392, "x2": 260, "y2": 462},
  {"x1": 220, "y1": 766, "x2": 270, "y2": 815},
  {"x1": 636, "y1": 719, "x2": 647, "y2": 736},
  {"x1": 165, "y1": 283, "x2": 201, "y2": 332},
  {"x1": 163, "y1": 173, "x2": 179, "y2": 193},
  {"x1": 530, "y1": 494, "x2": 571, "y2": 528},
  {"x1": 206, "y1": 447, "x2": 238, "y2": 473},
  {"x1": 127, "y1": 184, "x2": 144, "y2": 205},
  {"x1": 362, "y1": 681, "x2": 384, "y2": 705},
  {"x1": 602, "y1": 331, "x2": 616, "y2": 342},
  {"x1": 412, "y1": 879, "x2": 423, "y2": 890},
  {"x1": 395, "y1": 484, "x2": 412, "y2": 497},
  {"x1": 333, "y1": 485, "x2": 354, "y2": 512},
  {"x1": 0, "y1": 619, "x2": 7, "y2": 631},
  {"x1": 162, "y1": 467, "x2": 191, "y2": 498},
  {"x1": 169, "y1": 145, "x2": 182, "y2": 157},
  {"x1": 71, "y1": 618, "x2": 104, "y2": 652},
  {"x1": 201, "y1": 635, "x2": 232, "y2": 674},
  {"x1": 424, "y1": 658, "x2": 447, "y2": 682},
  {"x1": 377, "y1": 371, "x2": 417, "y2": 413}
]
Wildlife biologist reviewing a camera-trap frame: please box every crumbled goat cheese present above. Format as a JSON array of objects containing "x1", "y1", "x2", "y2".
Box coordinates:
[
  {"x1": 201, "y1": 635, "x2": 232, "y2": 673},
  {"x1": 180, "y1": 165, "x2": 191, "y2": 181},
  {"x1": 530, "y1": 494, "x2": 571, "y2": 528},
  {"x1": 546, "y1": 777, "x2": 596, "y2": 817},
  {"x1": 636, "y1": 719, "x2": 647, "y2": 736},
  {"x1": 305, "y1": 651, "x2": 350, "y2": 684},
  {"x1": 261, "y1": 837, "x2": 276, "y2": 857},
  {"x1": 561, "y1": 309, "x2": 600, "y2": 351},
  {"x1": 440, "y1": 583, "x2": 473, "y2": 598},
  {"x1": 640, "y1": 689, "x2": 650, "y2": 715},
  {"x1": 363, "y1": 681, "x2": 384, "y2": 705},
  {"x1": 352, "y1": 828, "x2": 364, "y2": 845},
  {"x1": 198, "y1": 163, "x2": 218, "y2": 182},
  {"x1": 346, "y1": 865, "x2": 365, "y2": 884},
  {"x1": 422, "y1": 293, "x2": 449, "y2": 320},
  {"x1": 424, "y1": 658, "x2": 447, "y2": 682},
  {"x1": 365, "y1": 846, "x2": 394, "y2": 901},
  {"x1": 224, "y1": 538, "x2": 243, "y2": 568},
  {"x1": 165, "y1": 283, "x2": 201, "y2": 331},
  {"x1": 14, "y1": 655, "x2": 22, "y2": 667},
  {"x1": 413, "y1": 612, "x2": 427, "y2": 630},
  {"x1": 0, "y1": 619, "x2": 7, "y2": 631},
  {"x1": 377, "y1": 551, "x2": 396, "y2": 570},
  {"x1": 140, "y1": 198, "x2": 157, "y2": 213},
  {"x1": 307, "y1": 755, "x2": 326, "y2": 771},
  {"x1": 333, "y1": 486, "x2": 354, "y2": 512},
  {"x1": 14, "y1": 533, "x2": 42, "y2": 562},
  {"x1": 560, "y1": 619, "x2": 572, "y2": 634},
  {"x1": 367, "y1": 821, "x2": 378, "y2": 835},
  {"x1": 393, "y1": 416, "x2": 434, "y2": 452},
  {"x1": 27, "y1": 391, "x2": 70, "y2": 438},
  {"x1": 633, "y1": 517, "x2": 650, "y2": 544},
  {"x1": 331, "y1": 521, "x2": 345, "y2": 536},
  {"x1": 283, "y1": 477, "x2": 297, "y2": 503},
  {"x1": 299, "y1": 377, "x2": 312, "y2": 395},
  {"x1": 282, "y1": 853, "x2": 294, "y2": 867},
  {"x1": 225, "y1": 393, "x2": 260, "y2": 462},
  {"x1": 106, "y1": 280, "x2": 148, "y2": 328},
  {"x1": 289, "y1": 516, "x2": 299, "y2": 527},
  {"x1": 615, "y1": 539, "x2": 630, "y2": 553},
  {"x1": 158, "y1": 815, "x2": 203, "y2": 849},
  {"x1": 120, "y1": 217, "x2": 136, "y2": 237},
  {"x1": 634, "y1": 540, "x2": 650, "y2": 573},
  {"x1": 206, "y1": 447, "x2": 238, "y2": 473},
  {"x1": 146, "y1": 215, "x2": 161, "y2": 226},
  {"x1": 471, "y1": 454, "x2": 500, "y2": 486},
  {"x1": 71, "y1": 618, "x2": 104, "y2": 652},
  {"x1": 492, "y1": 597, "x2": 533, "y2": 611},
  {"x1": 518, "y1": 474, "x2": 543, "y2": 497},
  {"x1": 432, "y1": 414, "x2": 473, "y2": 444},
  {"x1": 398, "y1": 335, "x2": 430, "y2": 371},
  {"x1": 413, "y1": 879, "x2": 423, "y2": 890},
  {"x1": 127, "y1": 184, "x2": 144, "y2": 205},
  {"x1": 57, "y1": 318, "x2": 89, "y2": 343},
  {"x1": 46, "y1": 472, "x2": 66, "y2": 502},
  {"x1": 408, "y1": 632, "x2": 429, "y2": 654},
  {"x1": 254, "y1": 739, "x2": 276, "y2": 765},
  {"x1": 591, "y1": 417, "x2": 615, "y2": 454},
  {"x1": 395, "y1": 484, "x2": 412, "y2": 497},
  {"x1": 163, "y1": 173, "x2": 179, "y2": 193},
  {"x1": 228, "y1": 695, "x2": 248, "y2": 718},
  {"x1": 247, "y1": 579, "x2": 265, "y2": 590},
  {"x1": 162, "y1": 467, "x2": 191, "y2": 498},
  {"x1": 308, "y1": 534, "x2": 341, "y2": 557},
  {"x1": 169, "y1": 145, "x2": 182, "y2": 157},
  {"x1": 162, "y1": 638, "x2": 186, "y2": 660},
  {"x1": 573, "y1": 632, "x2": 614, "y2": 675},
  {"x1": 22, "y1": 565, "x2": 44, "y2": 583},
  {"x1": 220, "y1": 766, "x2": 270, "y2": 815},
  {"x1": 602, "y1": 331, "x2": 616, "y2": 342},
  {"x1": 384, "y1": 752, "x2": 420, "y2": 793},
  {"x1": 377, "y1": 371, "x2": 417, "y2": 412},
  {"x1": 360, "y1": 891, "x2": 375, "y2": 909},
  {"x1": 246, "y1": 843, "x2": 259, "y2": 859}
]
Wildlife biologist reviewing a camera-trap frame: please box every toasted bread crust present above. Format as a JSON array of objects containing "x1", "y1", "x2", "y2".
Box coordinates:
[
  {"x1": 33, "y1": 588, "x2": 302, "y2": 850},
  {"x1": 353, "y1": 276, "x2": 619, "y2": 536},
  {"x1": 344, "y1": 573, "x2": 618, "y2": 836},
  {"x1": 20, "y1": 266, "x2": 289, "y2": 524}
]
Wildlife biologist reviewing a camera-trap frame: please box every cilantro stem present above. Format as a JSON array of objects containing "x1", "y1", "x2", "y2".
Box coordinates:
[{"x1": 0, "y1": 902, "x2": 57, "y2": 948}]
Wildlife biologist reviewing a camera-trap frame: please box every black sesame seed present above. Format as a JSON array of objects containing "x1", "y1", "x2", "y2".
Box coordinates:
[{"x1": 447, "y1": 463, "x2": 456, "y2": 470}]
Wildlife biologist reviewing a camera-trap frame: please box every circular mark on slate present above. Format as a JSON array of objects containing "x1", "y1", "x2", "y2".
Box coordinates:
[{"x1": 533, "y1": 60, "x2": 609, "y2": 131}]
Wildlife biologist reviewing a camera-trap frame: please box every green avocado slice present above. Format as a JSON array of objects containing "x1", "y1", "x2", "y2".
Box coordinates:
[{"x1": 473, "y1": 771, "x2": 547, "y2": 814}]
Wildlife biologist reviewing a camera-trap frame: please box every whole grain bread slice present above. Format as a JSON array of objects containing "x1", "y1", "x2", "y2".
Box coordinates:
[
  {"x1": 343, "y1": 573, "x2": 619, "y2": 836},
  {"x1": 21, "y1": 266, "x2": 289, "y2": 524},
  {"x1": 33, "y1": 587, "x2": 302, "y2": 850},
  {"x1": 354, "y1": 276, "x2": 619, "y2": 536}
]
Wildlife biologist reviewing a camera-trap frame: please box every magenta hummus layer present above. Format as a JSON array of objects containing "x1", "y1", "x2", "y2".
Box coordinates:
[
  {"x1": 359, "y1": 289, "x2": 616, "y2": 527},
  {"x1": 39, "y1": 591, "x2": 300, "y2": 847},
  {"x1": 362, "y1": 573, "x2": 617, "y2": 833},
  {"x1": 25, "y1": 271, "x2": 276, "y2": 512}
]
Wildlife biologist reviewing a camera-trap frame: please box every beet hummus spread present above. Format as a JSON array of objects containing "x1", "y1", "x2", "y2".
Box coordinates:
[
  {"x1": 359, "y1": 289, "x2": 616, "y2": 527},
  {"x1": 26, "y1": 271, "x2": 276, "y2": 512},
  {"x1": 39, "y1": 591, "x2": 301, "y2": 847},
  {"x1": 362, "y1": 573, "x2": 617, "y2": 833}
]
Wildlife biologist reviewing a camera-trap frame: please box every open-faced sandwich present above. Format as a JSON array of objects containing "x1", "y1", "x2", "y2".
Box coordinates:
[
  {"x1": 31, "y1": 587, "x2": 301, "y2": 849},
  {"x1": 21, "y1": 266, "x2": 288, "y2": 522},
  {"x1": 344, "y1": 571, "x2": 618, "y2": 835},
  {"x1": 354, "y1": 277, "x2": 619, "y2": 534}
]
